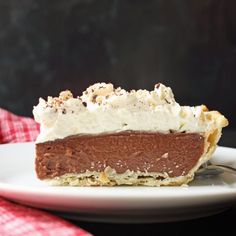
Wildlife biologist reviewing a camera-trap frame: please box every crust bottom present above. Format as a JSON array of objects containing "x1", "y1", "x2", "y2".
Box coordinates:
[{"x1": 44, "y1": 168, "x2": 194, "y2": 186}]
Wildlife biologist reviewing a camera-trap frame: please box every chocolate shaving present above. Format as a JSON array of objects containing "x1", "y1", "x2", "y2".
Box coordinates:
[
  {"x1": 92, "y1": 95, "x2": 97, "y2": 103},
  {"x1": 155, "y1": 83, "x2": 161, "y2": 89},
  {"x1": 62, "y1": 108, "x2": 66, "y2": 114},
  {"x1": 82, "y1": 102, "x2": 87, "y2": 107},
  {"x1": 165, "y1": 98, "x2": 171, "y2": 104}
]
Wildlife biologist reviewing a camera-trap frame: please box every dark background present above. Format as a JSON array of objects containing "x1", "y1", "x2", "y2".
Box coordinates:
[{"x1": 0, "y1": 0, "x2": 235, "y2": 130}]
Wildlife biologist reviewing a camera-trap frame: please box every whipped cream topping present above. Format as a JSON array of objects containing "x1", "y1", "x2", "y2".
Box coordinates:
[{"x1": 33, "y1": 83, "x2": 227, "y2": 143}]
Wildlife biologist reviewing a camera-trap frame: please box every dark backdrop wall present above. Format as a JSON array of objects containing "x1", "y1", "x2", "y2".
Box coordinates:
[{"x1": 0, "y1": 0, "x2": 235, "y2": 129}]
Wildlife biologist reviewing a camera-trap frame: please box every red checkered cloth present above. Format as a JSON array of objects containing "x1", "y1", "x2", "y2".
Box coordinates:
[{"x1": 0, "y1": 108, "x2": 92, "y2": 236}]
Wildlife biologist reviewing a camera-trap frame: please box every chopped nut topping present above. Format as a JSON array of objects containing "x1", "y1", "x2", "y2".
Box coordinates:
[{"x1": 59, "y1": 90, "x2": 73, "y2": 101}]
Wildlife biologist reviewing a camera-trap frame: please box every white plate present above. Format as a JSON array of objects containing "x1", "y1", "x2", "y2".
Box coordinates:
[{"x1": 0, "y1": 142, "x2": 236, "y2": 223}]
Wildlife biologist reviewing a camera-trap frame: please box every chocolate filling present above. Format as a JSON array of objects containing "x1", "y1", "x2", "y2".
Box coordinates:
[{"x1": 35, "y1": 131, "x2": 205, "y2": 179}]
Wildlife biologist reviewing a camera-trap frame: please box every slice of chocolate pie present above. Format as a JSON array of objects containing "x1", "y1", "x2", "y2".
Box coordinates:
[{"x1": 33, "y1": 83, "x2": 228, "y2": 186}]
